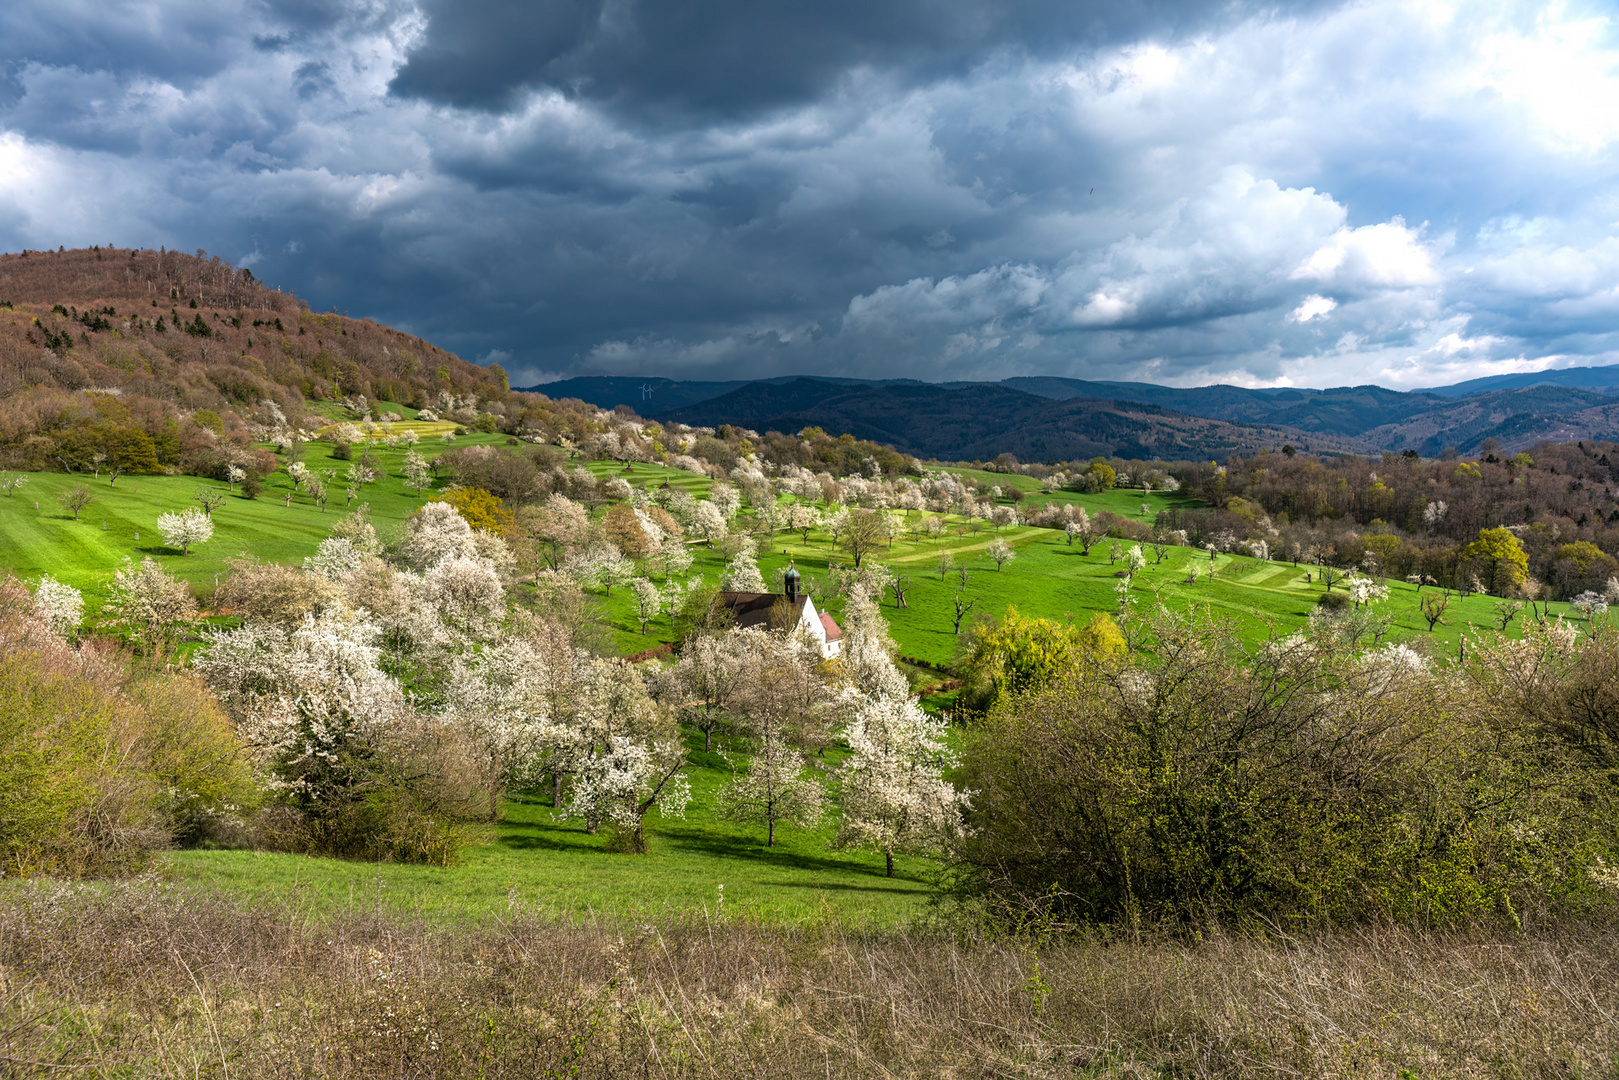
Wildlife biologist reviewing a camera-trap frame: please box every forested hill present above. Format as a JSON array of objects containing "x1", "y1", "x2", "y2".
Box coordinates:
[
  {"x1": 537, "y1": 368, "x2": 1619, "y2": 457},
  {"x1": 653, "y1": 378, "x2": 1363, "y2": 460},
  {"x1": 0, "y1": 247, "x2": 920, "y2": 481},
  {"x1": 0, "y1": 246, "x2": 509, "y2": 416},
  {"x1": 0, "y1": 246, "x2": 610, "y2": 476}
]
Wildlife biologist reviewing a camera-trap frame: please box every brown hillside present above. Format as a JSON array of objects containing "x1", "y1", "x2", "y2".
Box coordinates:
[{"x1": 0, "y1": 246, "x2": 606, "y2": 478}]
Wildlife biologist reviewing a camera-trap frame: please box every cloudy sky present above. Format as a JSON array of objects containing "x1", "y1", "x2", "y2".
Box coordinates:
[{"x1": 1, "y1": 0, "x2": 1617, "y2": 390}]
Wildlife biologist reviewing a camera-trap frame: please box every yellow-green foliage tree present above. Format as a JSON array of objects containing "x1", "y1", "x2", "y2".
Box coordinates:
[
  {"x1": 433, "y1": 486, "x2": 516, "y2": 537},
  {"x1": 1552, "y1": 541, "x2": 1619, "y2": 596},
  {"x1": 1463, "y1": 527, "x2": 1530, "y2": 595},
  {"x1": 0, "y1": 576, "x2": 257, "y2": 875},
  {"x1": 958, "y1": 608, "x2": 1125, "y2": 713}
]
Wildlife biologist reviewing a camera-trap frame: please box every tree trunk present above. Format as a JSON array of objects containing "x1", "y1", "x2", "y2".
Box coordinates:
[
  {"x1": 552, "y1": 772, "x2": 564, "y2": 809},
  {"x1": 885, "y1": 847, "x2": 894, "y2": 878},
  {"x1": 767, "y1": 816, "x2": 776, "y2": 847}
]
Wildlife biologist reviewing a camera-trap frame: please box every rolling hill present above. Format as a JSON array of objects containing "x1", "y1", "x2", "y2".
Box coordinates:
[
  {"x1": 653, "y1": 378, "x2": 1362, "y2": 461},
  {"x1": 542, "y1": 364, "x2": 1619, "y2": 459}
]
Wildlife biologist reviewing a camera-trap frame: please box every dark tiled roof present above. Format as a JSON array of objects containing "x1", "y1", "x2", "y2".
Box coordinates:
[{"x1": 717, "y1": 592, "x2": 806, "y2": 631}]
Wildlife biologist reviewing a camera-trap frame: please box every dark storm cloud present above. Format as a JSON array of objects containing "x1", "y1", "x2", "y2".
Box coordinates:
[
  {"x1": 388, "y1": 0, "x2": 1322, "y2": 119},
  {"x1": 2, "y1": 0, "x2": 1618, "y2": 392}
]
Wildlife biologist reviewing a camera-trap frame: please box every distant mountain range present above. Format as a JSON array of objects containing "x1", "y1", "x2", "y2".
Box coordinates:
[{"x1": 520, "y1": 367, "x2": 1619, "y2": 462}]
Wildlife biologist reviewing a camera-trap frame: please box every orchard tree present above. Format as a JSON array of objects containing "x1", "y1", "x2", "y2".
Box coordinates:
[
  {"x1": 1420, "y1": 591, "x2": 1451, "y2": 632},
  {"x1": 403, "y1": 451, "x2": 432, "y2": 495},
  {"x1": 1346, "y1": 574, "x2": 1389, "y2": 609},
  {"x1": 720, "y1": 541, "x2": 767, "y2": 592},
  {"x1": 648, "y1": 535, "x2": 694, "y2": 581},
  {"x1": 716, "y1": 740, "x2": 823, "y2": 846},
  {"x1": 423, "y1": 554, "x2": 505, "y2": 640},
  {"x1": 558, "y1": 658, "x2": 691, "y2": 851},
  {"x1": 569, "y1": 543, "x2": 636, "y2": 597},
  {"x1": 0, "y1": 472, "x2": 28, "y2": 498},
  {"x1": 690, "y1": 500, "x2": 728, "y2": 546},
  {"x1": 630, "y1": 577, "x2": 661, "y2": 634},
  {"x1": 31, "y1": 575, "x2": 84, "y2": 637},
  {"x1": 157, "y1": 508, "x2": 214, "y2": 555},
  {"x1": 57, "y1": 484, "x2": 96, "y2": 521},
  {"x1": 709, "y1": 483, "x2": 742, "y2": 519},
  {"x1": 987, "y1": 537, "x2": 1016, "y2": 571},
  {"x1": 193, "y1": 490, "x2": 226, "y2": 518},
  {"x1": 790, "y1": 501, "x2": 822, "y2": 544},
  {"x1": 666, "y1": 631, "x2": 749, "y2": 751},
  {"x1": 104, "y1": 556, "x2": 197, "y2": 654},
  {"x1": 443, "y1": 635, "x2": 565, "y2": 820},
  {"x1": 840, "y1": 509, "x2": 886, "y2": 568},
  {"x1": 836, "y1": 695, "x2": 968, "y2": 877}
]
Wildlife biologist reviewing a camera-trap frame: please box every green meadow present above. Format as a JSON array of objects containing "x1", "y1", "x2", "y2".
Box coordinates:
[
  {"x1": 168, "y1": 732, "x2": 934, "y2": 926},
  {"x1": 2, "y1": 445, "x2": 1580, "y2": 925},
  {"x1": 594, "y1": 492, "x2": 1570, "y2": 667},
  {"x1": 0, "y1": 433, "x2": 515, "y2": 598}
]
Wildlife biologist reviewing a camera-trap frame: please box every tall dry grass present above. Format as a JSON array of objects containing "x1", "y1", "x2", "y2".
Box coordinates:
[{"x1": 1, "y1": 880, "x2": 1615, "y2": 1078}]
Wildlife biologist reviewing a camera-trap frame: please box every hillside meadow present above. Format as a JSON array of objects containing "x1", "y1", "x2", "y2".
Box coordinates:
[
  {"x1": 168, "y1": 731, "x2": 934, "y2": 927},
  {"x1": 0, "y1": 442, "x2": 1582, "y2": 930}
]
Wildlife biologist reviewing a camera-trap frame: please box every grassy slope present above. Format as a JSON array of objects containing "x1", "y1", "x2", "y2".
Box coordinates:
[
  {"x1": 0, "y1": 432, "x2": 517, "y2": 599},
  {"x1": 9, "y1": 452, "x2": 1574, "y2": 924},
  {"x1": 170, "y1": 732, "x2": 932, "y2": 926},
  {"x1": 593, "y1": 483, "x2": 1565, "y2": 666}
]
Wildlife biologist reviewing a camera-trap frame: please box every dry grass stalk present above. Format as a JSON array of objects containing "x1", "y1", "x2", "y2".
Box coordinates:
[{"x1": 1, "y1": 881, "x2": 1616, "y2": 1078}]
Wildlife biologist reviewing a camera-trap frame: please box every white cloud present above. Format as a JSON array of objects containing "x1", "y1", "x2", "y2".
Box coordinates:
[
  {"x1": 1289, "y1": 294, "x2": 1337, "y2": 322},
  {"x1": 1292, "y1": 219, "x2": 1441, "y2": 289}
]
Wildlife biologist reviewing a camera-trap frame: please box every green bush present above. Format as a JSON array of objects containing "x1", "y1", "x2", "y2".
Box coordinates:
[
  {"x1": 955, "y1": 609, "x2": 1618, "y2": 928},
  {"x1": 259, "y1": 713, "x2": 487, "y2": 866},
  {"x1": 957, "y1": 607, "x2": 1125, "y2": 714},
  {"x1": 0, "y1": 577, "x2": 259, "y2": 874}
]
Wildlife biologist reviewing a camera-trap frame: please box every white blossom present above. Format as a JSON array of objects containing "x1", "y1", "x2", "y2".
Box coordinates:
[
  {"x1": 157, "y1": 507, "x2": 214, "y2": 555},
  {"x1": 690, "y1": 500, "x2": 728, "y2": 544},
  {"x1": 720, "y1": 541, "x2": 767, "y2": 593},
  {"x1": 304, "y1": 536, "x2": 365, "y2": 579},
  {"x1": 836, "y1": 695, "x2": 968, "y2": 875},
  {"x1": 423, "y1": 553, "x2": 505, "y2": 638},
  {"x1": 196, "y1": 610, "x2": 408, "y2": 787},
  {"x1": 399, "y1": 501, "x2": 479, "y2": 570},
  {"x1": 1346, "y1": 574, "x2": 1390, "y2": 608},
  {"x1": 1571, "y1": 591, "x2": 1609, "y2": 620},
  {"x1": 31, "y1": 575, "x2": 84, "y2": 637},
  {"x1": 709, "y1": 483, "x2": 742, "y2": 519}
]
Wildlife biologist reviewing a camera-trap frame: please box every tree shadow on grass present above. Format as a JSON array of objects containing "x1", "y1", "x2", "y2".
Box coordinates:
[
  {"x1": 749, "y1": 878, "x2": 927, "y2": 896},
  {"x1": 652, "y1": 824, "x2": 920, "y2": 881}
]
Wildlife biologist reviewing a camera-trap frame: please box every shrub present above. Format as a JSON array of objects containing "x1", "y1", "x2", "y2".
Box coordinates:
[
  {"x1": 957, "y1": 608, "x2": 1125, "y2": 713},
  {"x1": 1316, "y1": 590, "x2": 1351, "y2": 610},
  {"x1": 956, "y1": 609, "x2": 1617, "y2": 928},
  {"x1": 0, "y1": 576, "x2": 256, "y2": 873},
  {"x1": 331, "y1": 440, "x2": 352, "y2": 460}
]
